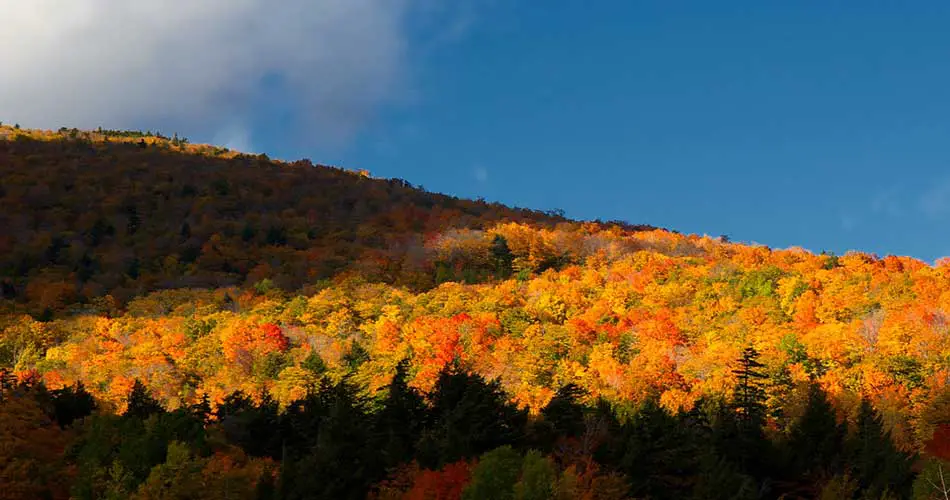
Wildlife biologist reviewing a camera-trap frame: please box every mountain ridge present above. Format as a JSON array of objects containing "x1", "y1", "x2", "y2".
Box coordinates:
[{"x1": 0, "y1": 124, "x2": 660, "y2": 317}]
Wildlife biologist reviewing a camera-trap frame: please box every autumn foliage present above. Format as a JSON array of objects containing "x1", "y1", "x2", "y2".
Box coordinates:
[{"x1": 2, "y1": 125, "x2": 950, "y2": 497}]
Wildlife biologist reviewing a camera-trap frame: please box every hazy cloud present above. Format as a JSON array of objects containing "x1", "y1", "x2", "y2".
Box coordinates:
[
  {"x1": 870, "y1": 189, "x2": 902, "y2": 218},
  {"x1": 919, "y1": 178, "x2": 950, "y2": 218},
  {"x1": 839, "y1": 213, "x2": 857, "y2": 232},
  {"x1": 0, "y1": 1, "x2": 419, "y2": 148},
  {"x1": 473, "y1": 165, "x2": 488, "y2": 183},
  {"x1": 213, "y1": 123, "x2": 255, "y2": 154}
]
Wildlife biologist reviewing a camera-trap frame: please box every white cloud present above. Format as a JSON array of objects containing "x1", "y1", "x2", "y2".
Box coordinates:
[{"x1": 0, "y1": 1, "x2": 420, "y2": 148}]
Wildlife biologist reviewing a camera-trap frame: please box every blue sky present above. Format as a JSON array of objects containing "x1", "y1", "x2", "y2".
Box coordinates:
[
  {"x1": 6, "y1": 2, "x2": 950, "y2": 261},
  {"x1": 273, "y1": 2, "x2": 950, "y2": 261}
]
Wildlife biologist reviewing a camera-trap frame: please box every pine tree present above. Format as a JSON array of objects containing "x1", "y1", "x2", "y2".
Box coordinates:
[
  {"x1": 188, "y1": 393, "x2": 212, "y2": 424},
  {"x1": 417, "y1": 363, "x2": 528, "y2": 468},
  {"x1": 600, "y1": 397, "x2": 700, "y2": 499},
  {"x1": 50, "y1": 381, "x2": 96, "y2": 428},
  {"x1": 698, "y1": 397, "x2": 771, "y2": 497},
  {"x1": 491, "y1": 235, "x2": 514, "y2": 278},
  {"x1": 216, "y1": 390, "x2": 282, "y2": 459},
  {"x1": 533, "y1": 383, "x2": 588, "y2": 452},
  {"x1": 279, "y1": 377, "x2": 376, "y2": 500},
  {"x1": 281, "y1": 385, "x2": 326, "y2": 460},
  {"x1": 847, "y1": 398, "x2": 914, "y2": 498},
  {"x1": 374, "y1": 360, "x2": 428, "y2": 470},
  {"x1": 785, "y1": 383, "x2": 845, "y2": 483},
  {"x1": 724, "y1": 347, "x2": 774, "y2": 481},
  {"x1": 541, "y1": 383, "x2": 588, "y2": 439},
  {"x1": 124, "y1": 380, "x2": 164, "y2": 420},
  {"x1": 732, "y1": 346, "x2": 767, "y2": 428}
]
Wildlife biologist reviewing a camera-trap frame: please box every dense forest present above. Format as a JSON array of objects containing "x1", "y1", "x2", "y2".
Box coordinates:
[{"x1": 3, "y1": 124, "x2": 950, "y2": 498}]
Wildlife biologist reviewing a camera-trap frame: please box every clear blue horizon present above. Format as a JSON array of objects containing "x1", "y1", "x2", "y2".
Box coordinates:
[{"x1": 6, "y1": 2, "x2": 950, "y2": 261}]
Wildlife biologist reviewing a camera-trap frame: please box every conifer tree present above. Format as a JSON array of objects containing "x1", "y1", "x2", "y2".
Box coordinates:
[
  {"x1": 697, "y1": 397, "x2": 769, "y2": 498},
  {"x1": 732, "y1": 346, "x2": 767, "y2": 428},
  {"x1": 491, "y1": 235, "x2": 514, "y2": 278},
  {"x1": 374, "y1": 360, "x2": 428, "y2": 470},
  {"x1": 125, "y1": 380, "x2": 164, "y2": 420},
  {"x1": 722, "y1": 347, "x2": 774, "y2": 481},
  {"x1": 279, "y1": 377, "x2": 376, "y2": 500},
  {"x1": 216, "y1": 390, "x2": 282, "y2": 460},
  {"x1": 785, "y1": 383, "x2": 845, "y2": 482},
  {"x1": 417, "y1": 363, "x2": 527, "y2": 468},
  {"x1": 847, "y1": 398, "x2": 914, "y2": 498},
  {"x1": 541, "y1": 383, "x2": 588, "y2": 440},
  {"x1": 600, "y1": 397, "x2": 699, "y2": 499},
  {"x1": 50, "y1": 381, "x2": 96, "y2": 428}
]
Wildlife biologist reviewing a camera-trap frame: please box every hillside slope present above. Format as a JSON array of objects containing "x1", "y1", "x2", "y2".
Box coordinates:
[
  {"x1": 3, "y1": 125, "x2": 950, "y2": 497},
  {"x1": 1, "y1": 126, "x2": 660, "y2": 315},
  {"x1": 1, "y1": 127, "x2": 949, "y2": 428}
]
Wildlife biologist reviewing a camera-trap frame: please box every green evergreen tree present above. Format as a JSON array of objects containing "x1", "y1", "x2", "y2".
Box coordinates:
[
  {"x1": 70, "y1": 403, "x2": 208, "y2": 500},
  {"x1": 732, "y1": 346, "x2": 767, "y2": 428},
  {"x1": 434, "y1": 261, "x2": 454, "y2": 284},
  {"x1": 717, "y1": 347, "x2": 775, "y2": 481},
  {"x1": 131, "y1": 441, "x2": 203, "y2": 498},
  {"x1": 342, "y1": 341, "x2": 370, "y2": 372},
  {"x1": 540, "y1": 383, "x2": 587, "y2": 439},
  {"x1": 696, "y1": 397, "x2": 771, "y2": 498},
  {"x1": 532, "y1": 383, "x2": 588, "y2": 452},
  {"x1": 847, "y1": 398, "x2": 914, "y2": 499},
  {"x1": 216, "y1": 390, "x2": 282, "y2": 459},
  {"x1": 491, "y1": 235, "x2": 515, "y2": 278},
  {"x1": 124, "y1": 380, "x2": 164, "y2": 420},
  {"x1": 691, "y1": 454, "x2": 760, "y2": 500},
  {"x1": 50, "y1": 381, "x2": 96, "y2": 428},
  {"x1": 599, "y1": 397, "x2": 699, "y2": 499},
  {"x1": 188, "y1": 393, "x2": 212, "y2": 424},
  {"x1": 280, "y1": 386, "x2": 326, "y2": 460},
  {"x1": 279, "y1": 377, "x2": 376, "y2": 500},
  {"x1": 417, "y1": 364, "x2": 528, "y2": 468},
  {"x1": 785, "y1": 383, "x2": 845, "y2": 482},
  {"x1": 373, "y1": 360, "x2": 428, "y2": 469}
]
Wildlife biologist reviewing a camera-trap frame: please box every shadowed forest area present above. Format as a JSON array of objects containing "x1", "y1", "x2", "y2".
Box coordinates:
[{"x1": 0, "y1": 351, "x2": 929, "y2": 499}]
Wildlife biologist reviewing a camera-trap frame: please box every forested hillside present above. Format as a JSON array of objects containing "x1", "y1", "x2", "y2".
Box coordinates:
[
  {"x1": 3, "y1": 125, "x2": 950, "y2": 498},
  {"x1": 0, "y1": 125, "x2": 609, "y2": 316}
]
